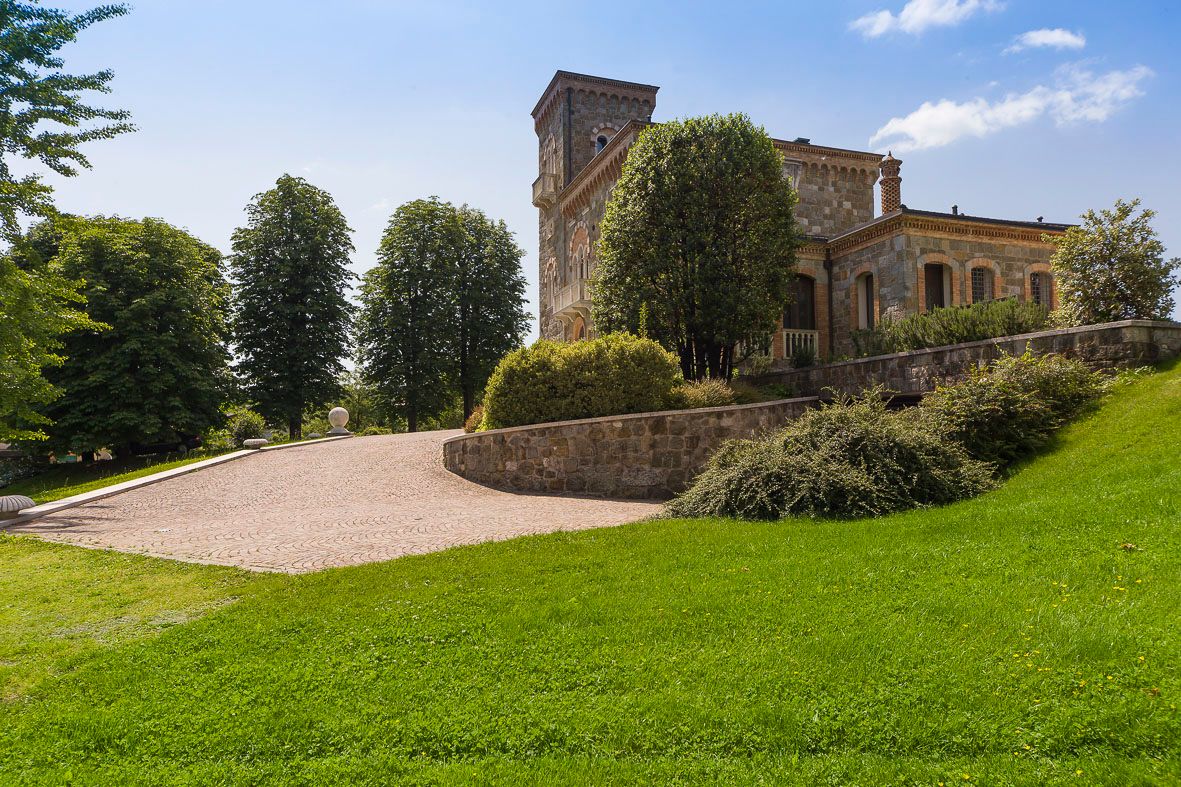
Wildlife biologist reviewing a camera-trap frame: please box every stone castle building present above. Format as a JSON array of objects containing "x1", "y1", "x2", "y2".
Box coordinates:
[{"x1": 532, "y1": 70, "x2": 1070, "y2": 359}]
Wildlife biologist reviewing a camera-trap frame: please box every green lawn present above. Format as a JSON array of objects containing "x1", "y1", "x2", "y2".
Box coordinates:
[
  {"x1": 2, "y1": 450, "x2": 236, "y2": 504},
  {"x1": 1, "y1": 361, "x2": 1179, "y2": 785}
]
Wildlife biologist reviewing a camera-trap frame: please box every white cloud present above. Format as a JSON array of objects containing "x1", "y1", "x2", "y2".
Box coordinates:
[
  {"x1": 869, "y1": 64, "x2": 1153, "y2": 152},
  {"x1": 1004, "y1": 28, "x2": 1086, "y2": 54},
  {"x1": 850, "y1": 0, "x2": 1003, "y2": 38}
]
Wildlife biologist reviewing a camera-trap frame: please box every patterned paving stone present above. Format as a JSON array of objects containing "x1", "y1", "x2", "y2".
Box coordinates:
[{"x1": 7, "y1": 432, "x2": 662, "y2": 573}]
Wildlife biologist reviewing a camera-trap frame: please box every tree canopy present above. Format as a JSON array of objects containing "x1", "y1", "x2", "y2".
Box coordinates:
[
  {"x1": 29, "y1": 216, "x2": 230, "y2": 456},
  {"x1": 358, "y1": 198, "x2": 464, "y2": 432},
  {"x1": 357, "y1": 198, "x2": 529, "y2": 431},
  {"x1": 1048, "y1": 198, "x2": 1180, "y2": 325},
  {"x1": 455, "y1": 205, "x2": 529, "y2": 419},
  {"x1": 230, "y1": 175, "x2": 355, "y2": 438},
  {"x1": 0, "y1": 1, "x2": 133, "y2": 243},
  {"x1": 592, "y1": 114, "x2": 800, "y2": 380}
]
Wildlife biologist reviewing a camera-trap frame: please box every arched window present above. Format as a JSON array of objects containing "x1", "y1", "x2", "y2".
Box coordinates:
[
  {"x1": 595, "y1": 135, "x2": 609, "y2": 153},
  {"x1": 1030, "y1": 271, "x2": 1052, "y2": 307},
  {"x1": 857, "y1": 273, "x2": 875, "y2": 330},
  {"x1": 970, "y1": 266, "x2": 994, "y2": 303},
  {"x1": 923, "y1": 263, "x2": 952, "y2": 310},
  {"x1": 783, "y1": 276, "x2": 816, "y2": 330}
]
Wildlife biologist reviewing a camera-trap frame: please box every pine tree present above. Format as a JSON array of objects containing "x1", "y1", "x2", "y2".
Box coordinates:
[
  {"x1": 357, "y1": 198, "x2": 463, "y2": 432},
  {"x1": 455, "y1": 206, "x2": 529, "y2": 420},
  {"x1": 230, "y1": 175, "x2": 355, "y2": 439}
]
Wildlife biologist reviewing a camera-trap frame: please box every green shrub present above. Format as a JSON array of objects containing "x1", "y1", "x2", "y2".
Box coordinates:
[
  {"x1": 667, "y1": 392, "x2": 994, "y2": 520},
  {"x1": 227, "y1": 410, "x2": 266, "y2": 446},
  {"x1": 464, "y1": 405, "x2": 484, "y2": 433},
  {"x1": 854, "y1": 298, "x2": 1051, "y2": 357},
  {"x1": 739, "y1": 352, "x2": 774, "y2": 378},
  {"x1": 481, "y1": 333, "x2": 682, "y2": 429},
  {"x1": 356, "y1": 426, "x2": 392, "y2": 436},
  {"x1": 670, "y1": 379, "x2": 736, "y2": 410},
  {"x1": 921, "y1": 351, "x2": 1103, "y2": 467},
  {"x1": 791, "y1": 344, "x2": 817, "y2": 369}
]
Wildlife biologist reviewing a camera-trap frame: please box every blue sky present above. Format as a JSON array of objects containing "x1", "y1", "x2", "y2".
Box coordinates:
[{"x1": 43, "y1": 0, "x2": 1181, "y2": 331}]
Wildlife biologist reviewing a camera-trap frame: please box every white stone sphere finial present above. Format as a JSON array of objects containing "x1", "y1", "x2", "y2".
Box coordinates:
[{"x1": 327, "y1": 406, "x2": 351, "y2": 436}]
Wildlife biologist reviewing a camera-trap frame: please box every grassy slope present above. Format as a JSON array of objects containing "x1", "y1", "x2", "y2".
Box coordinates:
[
  {"x1": 3, "y1": 451, "x2": 234, "y2": 504},
  {"x1": 1, "y1": 362, "x2": 1179, "y2": 785}
]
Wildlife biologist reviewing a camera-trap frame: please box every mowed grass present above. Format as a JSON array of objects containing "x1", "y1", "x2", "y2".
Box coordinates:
[
  {"x1": 1, "y1": 361, "x2": 1179, "y2": 785},
  {"x1": 3, "y1": 451, "x2": 235, "y2": 504}
]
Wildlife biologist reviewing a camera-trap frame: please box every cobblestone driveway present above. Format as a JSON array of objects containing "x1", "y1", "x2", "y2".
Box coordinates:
[{"x1": 8, "y1": 433, "x2": 661, "y2": 573}]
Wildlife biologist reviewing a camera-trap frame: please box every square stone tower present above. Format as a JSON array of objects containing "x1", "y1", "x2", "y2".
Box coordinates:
[{"x1": 531, "y1": 71, "x2": 659, "y2": 340}]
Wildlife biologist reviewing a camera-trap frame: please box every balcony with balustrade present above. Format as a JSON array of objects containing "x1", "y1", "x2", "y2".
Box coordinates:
[{"x1": 782, "y1": 328, "x2": 819, "y2": 359}]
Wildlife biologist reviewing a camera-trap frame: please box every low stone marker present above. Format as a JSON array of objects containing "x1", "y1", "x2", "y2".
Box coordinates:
[
  {"x1": 243, "y1": 438, "x2": 269, "y2": 449},
  {"x1": 0, "y1": 495, "x2": 36, "y2": 520}
]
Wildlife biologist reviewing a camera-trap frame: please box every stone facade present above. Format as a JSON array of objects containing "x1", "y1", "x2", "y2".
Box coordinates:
[
  {"x1": 531, "y1": 70, "x2": 1072, "y2": 359},
  {"x1": 443, "y1": 397, "x2": 818, "y2": 500},
  {"x1": 756, "y1": 320, "x2": 1181, "y2": 397}
]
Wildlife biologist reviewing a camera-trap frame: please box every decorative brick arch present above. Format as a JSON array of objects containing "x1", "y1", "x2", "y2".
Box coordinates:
[
  {"x1": 965, "y1": 258, "x2": 1002, "y2": 304},
  {"x1": 571, "y1": 314, "x2": 587, "y2": 341},
  {"x1": 849, "y1": 262, "x2": 880, "y2": 331},
  {"x1": 915, "y1": 252, "x2": 962, "y2": 312},
  {"x1": 1024, "y1": 261, "x2": 1057, "y2": 309}
]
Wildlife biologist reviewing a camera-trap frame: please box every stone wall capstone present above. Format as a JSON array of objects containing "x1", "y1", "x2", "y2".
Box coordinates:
[
  {"x1": 443, "y1": 397, "x2": 818, "y2": 500},
  {"x1": 757, "y1": 319, "x2": 1181, "y2": 397}
]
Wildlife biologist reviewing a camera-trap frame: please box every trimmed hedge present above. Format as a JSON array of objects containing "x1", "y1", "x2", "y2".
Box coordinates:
[
  {"x1": 852, "y1": 298, "x2": 1050, "y2": 357},
  {"x1": 480, "y1": 334, "x2": 682, "y2": 429}
]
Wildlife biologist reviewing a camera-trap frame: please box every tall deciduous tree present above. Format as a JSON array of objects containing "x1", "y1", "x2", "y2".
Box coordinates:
[
  {"x1": 357, "y1": 198, "x2": 462, "y2": 432},
  {"x1": 0, "y1": 1, "x2": 133, "y2": 243},
  {"x1": 455, "y1": 206, "x2": 529, "y2": 420},
  {"x1": 0, "y1": 0, "x2": 131, "y2": 441},
  {"x1": 230, "y1": 175, "x2": 355, "y2": 439},
  {"x1": 33, "y1": 217, "x2": 230, "y2": 457},
  {"x1": 593, "y1": 114, "x2": 800, "y2": 380},
  {"x1": 1048, "y1": 198, "x2": 1180, "y2": 325},
  {"x1": 0, "y1": 247, "x2": 100, "y2": 441}
]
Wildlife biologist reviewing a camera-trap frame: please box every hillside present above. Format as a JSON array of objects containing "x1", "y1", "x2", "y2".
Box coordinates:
[{"x1": 2, "y1": 360, "x2": 1179, "y2": 785}]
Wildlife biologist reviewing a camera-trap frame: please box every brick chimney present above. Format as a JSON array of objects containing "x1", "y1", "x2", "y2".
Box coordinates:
[{"x1": 880, "y1": 152, "x2": 902, "y2": 214}]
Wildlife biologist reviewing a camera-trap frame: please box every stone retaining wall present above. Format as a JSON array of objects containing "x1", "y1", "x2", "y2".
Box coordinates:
[
  {"x1": 443, "y1": 397, "x2": 818, "y2": 500},
  {"x1": 758, "y1": 319, "x2": 1181, "y2": 397}
]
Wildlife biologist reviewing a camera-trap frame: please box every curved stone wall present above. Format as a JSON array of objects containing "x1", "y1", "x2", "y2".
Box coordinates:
[{"x1": 442, "y1": 398, "x2": 819, "y2": 500}]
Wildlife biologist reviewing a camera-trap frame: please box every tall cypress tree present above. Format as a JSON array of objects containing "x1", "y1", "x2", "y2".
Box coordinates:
[
  {"x1": 357, "y1": 198, "x2": 462, "y2": 432},
  {"x1": 455, "y1": 206, "x2": 529, "y2": 420},
  {"x1": 230, "y1": 175, "x2": 355, "y2": 439}
]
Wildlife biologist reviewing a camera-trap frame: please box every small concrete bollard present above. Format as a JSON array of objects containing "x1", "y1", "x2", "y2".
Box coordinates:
[{"x1": 243, "y1": 438, "x2": 269, "y2": 449}]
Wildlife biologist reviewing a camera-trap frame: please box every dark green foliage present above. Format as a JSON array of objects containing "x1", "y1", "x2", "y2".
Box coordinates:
[
  {"x1": 358, "y1": 198, "x2": 463, "y2": 432},
  {"x1": 480, "y1": 334, "x2": 682, "y2": 429},
  {"x1": 226, "y1": 410, "x2": 265, "y2": 446},
  {"x1": 230, "y1": 175, "x2": 355, "y2": 439},
  {"x1": 0, "y1": 1, "x2": 133, "y2": 243},
  {"x1": 29, "y1": 217, "x2": 230, "y2": 457},
  {"x1": 455, "y1": 206, "x2": 530, "y2": 420},
  {"x1": 357, "y1": 198, "x2": 528, "y2": 431},
  {"x1": 853, "y1": 298, "x2": 1050, "y2": 357},
  {"x1": 593, "y1": 114, "x2": 800, "y2": 380},
  {"x1": 790, "y1": 343, "x2": 817, "y2": 369},
  {"x1": 667, "y1": 393, "x2": 995, "y2": 520},
  {"x1": 1049, "y1": 198, "x2": 1181, "y2": 324},
  {"x1": 921, "y1": 351, "x2": 1104, "y2": 467}
]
